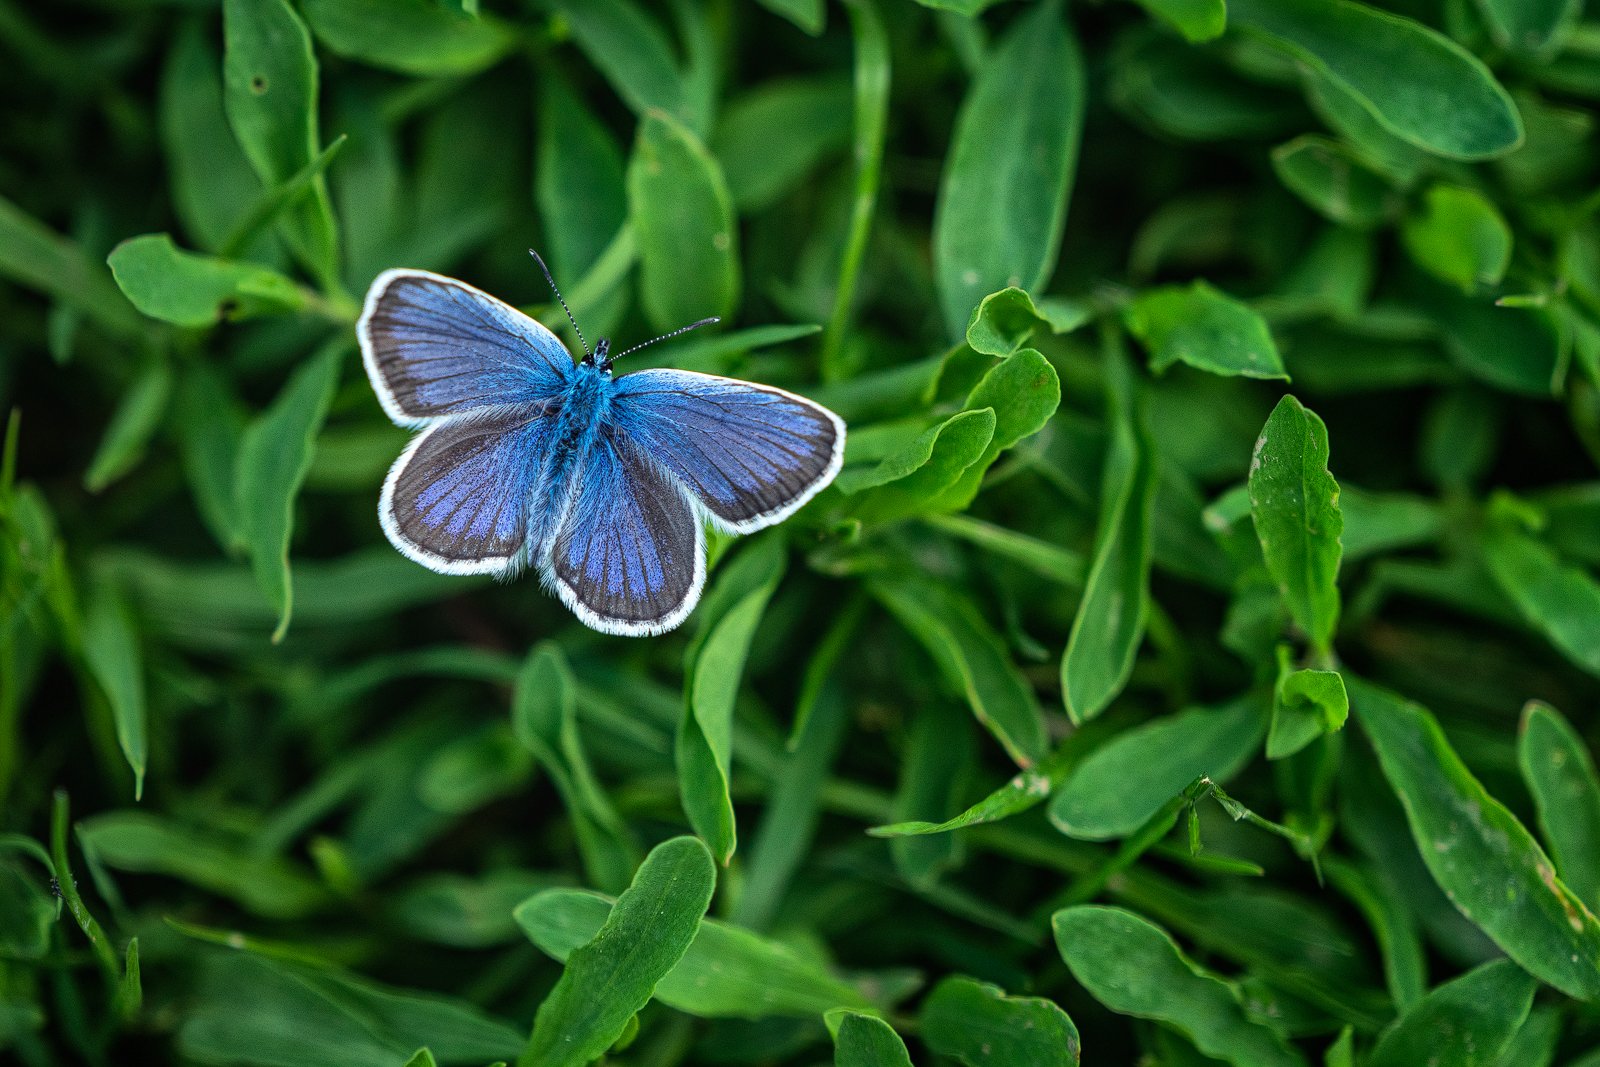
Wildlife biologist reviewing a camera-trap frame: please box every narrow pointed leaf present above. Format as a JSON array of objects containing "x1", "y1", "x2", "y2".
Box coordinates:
[
  {"x1": 1062, "y1": 343, "x2": 1155, "y2": 723},
  {"x1": 234, "y1": 343, "x2": 342, "y2": 643}
]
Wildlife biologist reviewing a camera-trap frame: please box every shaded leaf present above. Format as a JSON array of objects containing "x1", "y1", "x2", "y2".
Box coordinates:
[
  {"x1": 1230, "y1": 0, "x2": 1523, "y2": 160},
  {"x1": 933, "y1": 0, "x2": 1084, "y2": 336},
  {"x1": 628, "y1": 110, "x2": 739, "y2": 333},
  {"x1": 1400, "y1": 185, "x2": 1513, "y2": 292},
  {"x1": 1053, "y1": 906, "x2": 1306, "y2": 1067},
  {"x1": 1061, "y1": 342, "x2": 1156, "y2": 723},
  {"x1": 1125, "y1": 281, "x2": 1288, "y2": 381},
  {"x1": 301, "y1": 0, "x2": 514, "y2": 76},
  {"x1": 82, "y1": 586, "x2": 147, "y2": 799},
  {"x1": 920, "y1": 975, "x2": 1080, "y2": 1067},
  {"x1": 234, "y1": 343, "x2": 342, "y2": 644},
  {"x1": 1051, "y1": 697, "x2": 1264, "y2": 840}
]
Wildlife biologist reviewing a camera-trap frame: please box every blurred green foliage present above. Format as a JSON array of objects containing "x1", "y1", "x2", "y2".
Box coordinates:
[{"x1": 6, "y1": 0, "x2": 1600, "y2": 1064}]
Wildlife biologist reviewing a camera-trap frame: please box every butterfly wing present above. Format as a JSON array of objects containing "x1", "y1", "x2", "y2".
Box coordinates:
[
  {"x1": 359, "y1": 268, "x2": 572, "y2": 426},
  {"x1": 609, "y1": 369, "x2": 845, "y2": 532},
  {"x1": 545, "y1": 429, "x2": 704, "y2": 636},
  {"x1": 382, "y1": 405, "x2": 555, "y2": 575}
]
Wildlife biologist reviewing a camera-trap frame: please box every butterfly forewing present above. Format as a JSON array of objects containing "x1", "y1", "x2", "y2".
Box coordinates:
[
  {"x1": 609, "y1": 369, "x2": 845, "y2": 532},
  {"x1": 360, "y1": 269, "x2": 572, "y2": 425}
]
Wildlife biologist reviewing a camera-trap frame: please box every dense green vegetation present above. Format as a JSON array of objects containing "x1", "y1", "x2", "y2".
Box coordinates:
[{"x1": 6, "y1": 0, "x2": 1600, "y2": 1063}]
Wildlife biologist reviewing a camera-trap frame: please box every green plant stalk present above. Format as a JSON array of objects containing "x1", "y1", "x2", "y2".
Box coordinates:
[
  {"x1": 51, "y1": 790, "x2": 122, "y2": 986},
  {"x1": 821, "y1": 0, "x2": 889, "y2": 379}
]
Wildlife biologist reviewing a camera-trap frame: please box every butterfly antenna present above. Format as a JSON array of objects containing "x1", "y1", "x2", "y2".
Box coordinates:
[
  {"x1": 528, "y1": 249, "x2": 590, "y2": 357},
  {"x1": 613, "y1": 317, "x2": 721, "y2": 361}
]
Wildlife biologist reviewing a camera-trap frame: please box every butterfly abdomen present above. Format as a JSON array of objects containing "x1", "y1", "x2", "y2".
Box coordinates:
[{"x1": 526, "y1": 368, "x2": 614, "y2": 564}]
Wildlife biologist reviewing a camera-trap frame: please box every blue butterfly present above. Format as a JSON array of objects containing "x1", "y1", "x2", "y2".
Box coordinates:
[{"x1": 357, "y1": 255, "x2": 846, "y2": 636}]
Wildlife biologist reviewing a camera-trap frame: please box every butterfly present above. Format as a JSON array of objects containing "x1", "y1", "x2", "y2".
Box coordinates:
[{"x1": 356, "y1": 254, "x2": 846, "y2": 636}]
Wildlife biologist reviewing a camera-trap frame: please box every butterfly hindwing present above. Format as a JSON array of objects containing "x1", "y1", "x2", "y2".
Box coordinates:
[
  {"x1": 609, "y1": 369, "x2": 845, "y2": 532},
  {"x1": 359, "y1": 269, "x2": 572, "y2": 425},
  {"x1": 382, "y1": 405, "x2": 556, "y2": 574},
  {"x1": 545, "y1": 430, "x2": 704, "y2": 636}
]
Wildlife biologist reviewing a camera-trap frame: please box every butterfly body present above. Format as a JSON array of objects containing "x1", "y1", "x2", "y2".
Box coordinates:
[{"x1": 358, "y1": 267, "x2": 845, "y2": 636}]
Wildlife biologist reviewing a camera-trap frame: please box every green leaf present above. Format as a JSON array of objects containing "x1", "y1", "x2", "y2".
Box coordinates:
[
  {"x1": 0, "y1": 195, "x2": 141, "y2": 340},
  {"x1": 180, "y1": 950, "x2": 522, "y2": 1065},
  {"x1": 1270, "y1": 136, "x2": 1394, "y2": 229},
  {"x1": 1338, "y1": 487, "x2": 1442, "y2": 561},
  {"x1": 885, "y1": 700, "x2": 972, "y2": 885},
  {"x1": 678, "y1": 536, "x2": 786, "y2": 864},
  {"x1": 965, "y1": 287, "x2": 1091, "y2": 357},
  {"x1": 0, "y1": 861, "x2": 55, "y2": 961},
  {"x1": 517, "y1": 886, "x2": 870, "y2": 1020},
  {"x1": 512, "y1": 644, "x2": 637, "y2": 893},
  {"x1": 1050, "y1": 697, "x2": 1264, "y2": 840},
  {"x1": 712, "y1": 77, "x2": 852, "y2": 212},
  {"x1": 403, "y1": 1049, "x2": 437, "y2": 1067},
  {"x1": 550, "y1": 0, "x2": 700, "y2": 133},
  {"x1": 1229, "y1": 0, "x2": 1523, "y2": 160},
  {"x1": 1366, "y1": 960, "x2": 1535, "y2": 1067},
  {"x1": 1268, "y1": 649, "x2": 1348, "y2": 760},
  {"x1": 537, "y1": 74, "x2": 629, "y2": 285},
  {"x1": 1400, "y1": 185, "x2": 1513, "y2": 292},
  {"x1": 107, "y1": 235, "x2": 304, "y2": 328},
  {"x1": 920, "y1": 976, "x2": 1080, "y2": 1067},
  {"x1": 84, "y1": 359, "x2": 173, "y2": 493},
  {"x1": 221, "y1": 0, "x2": 340, "y2": 290},
  {"x1": 158, "y1": 366, "x2": 248, "y2": 546},
  {"x1": 522, "y1": 838, "x2": 714, "y2": 1065},
  {"x1": 757, "y1": 0, "x2": 825, "y2": 35},
  {"x1": 1519, "y1": 702, "x2": 1600, "y2": 907},
  {"x1": 933, "y1": 348, "x2": 1062, "y2": 510},
  {"x1": 1053, "y1": 906, "x2": 1306, "y2": 1067},
  {"x1": 160, "y1": 22, "x2": 268, "y2": 253},
  {"x1": 300, "y1": 0, "x2": 514, "y2": 76},
  {"x1": 871, "y1": 578, "x2": 1047, "y2": 767},
  {"x1": 838, "y1": 409, "x2": 996, "y2": 521},
  {"x1": 829, "y1": 1011, "x2": 912, "y2": 1067},
  {"x1": 924, "y1": 513, "x2": 1086, "y2": 586},
  {"x1": 1348, "y1": 677, "x2": 1600, "y2": 1000},
  {"x1": 82, "y1": 586, "x2": 147, "y2": 799},
  {"x1": 1131, "y1": 0, "x2": 1226, "y2": 43},
  {"x1": 417, "y1": 725, "x2": 534, "y2": 815},
  {"x1": 1248, "y1": 395, "x2": 1343, "y2": 654},
  {"x1": 933, "y1": 0, "x2": 1085, "y2": 336},
  {"x1": 1473, "y1": 0, "x2": 1581, "y2": 58},
  {"x1": 1483, "y1": 516, "x2": 1600, "y2": 678},
  {"x1": 392, "y1": 870, "x2": 558, "y2": 948},
  {"x1": 1125, "y1": 282, "x2": 1288, "y2": 381},
  {"x1": 734, "y1": 604, "x2": 857, "y2": 927},
  {"x1": 628, "y1": 110, "x2": 739, "y2": 333},
  {"x1": 1061, "y1": 342, "x2": 1156, "y2": 723},
  {"x1": 77, "y1": 812, "x2": 328, "y2": 919},
  {"x1": 870, "y1": 744, "x2": 1074, "y2": 839},
  {"x1": 234, "y1": 343, "x2": 342, "y2": 644},
  {"x1": 822, "y1": 0, "x2": 891, "y2": 378}
]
